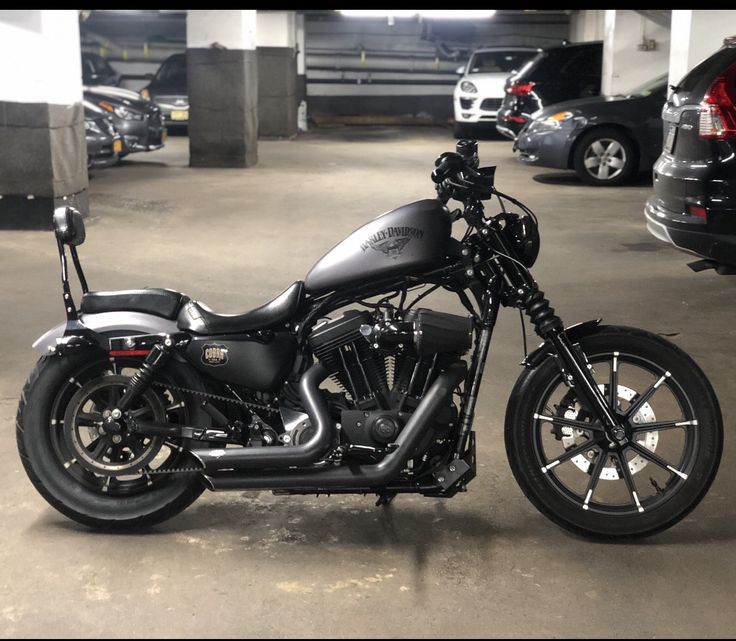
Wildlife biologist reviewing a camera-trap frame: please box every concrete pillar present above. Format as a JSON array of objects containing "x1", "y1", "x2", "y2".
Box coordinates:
[
  {"x1": 296, "y1": 13, "x2": 307, "y2": 106},
  {"x1": 257, "y1": 11, "x2": 297, "y2": 138},
  {"x1": 186, "y1": 10, "x2": 258, "y2": 167},
  {"x1": 569, "y1": 10, "x2": 604, "y2": 43},
  {"x1": 0, "y1": 10, "x2": 87, "y2": 229},
  {"x1": 601, "y1": 10, "x2": 670, "y2": 96},
  {"x1": 669, "y1": 10, "x2": 736, "y2": 87}
]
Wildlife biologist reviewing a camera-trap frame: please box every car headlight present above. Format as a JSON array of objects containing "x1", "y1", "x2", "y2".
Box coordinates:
[
  {"x1": 98, "y1": 101, "x2": 145, "y2": 121},
  {"x1": 84, "y1": 119, "x2": 103, "y2": 135},
  {"x1": 540, "y1": 111, "x2": 574, "y2": 127},
  {"x1": 460, "y1": 81, "x2": 477, "y2": 94}
]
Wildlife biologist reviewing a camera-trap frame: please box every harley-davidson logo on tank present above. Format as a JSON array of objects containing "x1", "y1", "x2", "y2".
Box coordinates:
[
  {"x1": 361, "y1": 226, "x2": 424, "y2": 259},
  {"x1": 202, "y1": 343, "x2": 229, "y2": 366}
]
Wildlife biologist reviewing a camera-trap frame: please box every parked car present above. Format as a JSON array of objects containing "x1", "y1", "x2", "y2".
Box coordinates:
[
  {"x1": 81, "y1": 52, "x2": 121, "y2": 87},
  {"x1": 84, "y1": 85, "x2": 166, "y2": 153},
  {"x1": 140, "y1": 53, "x2": 189, "y2": 126},
  {"x1": 84, "y1": 100, "x2": 124, "y2": 169},
  {"x1": 496, "y1": 41, "x2": 603, "y2": 140},
  {"x1": 453, "y1": 47, "x2": 540, "y2": 138},
  {"x1": 514, "y1": 74, "x2": 667, "y2": 186},
  {"x1": 645, "y1": 37, "x2": 736, "y2": 271}
]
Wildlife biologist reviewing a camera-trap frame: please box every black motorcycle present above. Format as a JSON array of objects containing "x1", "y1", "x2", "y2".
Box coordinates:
[{"x1": 18, "y1": 140, "x2": 722, "y2": 538}]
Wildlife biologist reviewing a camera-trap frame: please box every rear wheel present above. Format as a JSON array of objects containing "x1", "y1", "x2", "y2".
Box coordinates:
[
  {"x1": 573, "y1": 127, "x2": 638, "y2": 186},
  {"x1": 505, "y1": 326, "x2": 723, "y2": 538},
  {"x1": 17, "y1": 350, "x2": 208, "y2": 529}
]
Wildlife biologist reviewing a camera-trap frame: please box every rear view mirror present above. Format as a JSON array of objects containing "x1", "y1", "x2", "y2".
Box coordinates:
[{"x1": 456, "y1": 65, "x2": 465, "y2": 75}]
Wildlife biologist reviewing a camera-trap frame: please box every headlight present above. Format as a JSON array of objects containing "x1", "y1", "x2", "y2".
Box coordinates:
[
  {"x1": 98, "y1": 101, "x2": 144, "y2": 121},
  {"x1": 540, "y1": 111, "x2": 573, "y2": 127},
  {"x1": 460, "y1": 81, "x2": 477, "y2": 94},
  {"x1": 84, "y1": 119, "x2": 103, "y2": 135},
  {"x1": 140, "y1": 87, "x2": 150, "y2": 100}
]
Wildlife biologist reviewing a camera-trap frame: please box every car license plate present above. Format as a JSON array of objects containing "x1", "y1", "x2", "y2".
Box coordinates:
[
  {"x1": 664, "y1": 124, "x2": 677, "y2": 154},
  {"x1": 171, "y1": 110, "x2": 189, "y2": 121},
  {"x1": 113, "y1": 139, "x2": 123, "y2": 154}
]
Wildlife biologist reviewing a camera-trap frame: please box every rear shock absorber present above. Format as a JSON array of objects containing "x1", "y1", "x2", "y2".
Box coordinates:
[{"x1": 520, "y1": 288, "x2": 564, "y2": 338}]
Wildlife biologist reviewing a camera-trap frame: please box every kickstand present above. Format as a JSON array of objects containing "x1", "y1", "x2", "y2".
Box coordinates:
[{"x1": 375, "y1": 492, "x2": 397, "y2": 507}]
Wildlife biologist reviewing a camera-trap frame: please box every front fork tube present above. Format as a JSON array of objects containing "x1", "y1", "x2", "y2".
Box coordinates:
[
  {"x1": 455, "y1": 287, "x2": 500, "y2": 457},
  {"x1": 548, "y1": 330, "x2": 620, "y2": 439}
]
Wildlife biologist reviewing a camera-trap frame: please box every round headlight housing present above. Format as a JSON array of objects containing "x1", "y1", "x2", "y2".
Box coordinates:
[
  {"x1": 505, "y1": 214, "x2": 540, "y2": 268},
  {"x1": 460, "y1": 81, "x2": 477, "y2": 94}
]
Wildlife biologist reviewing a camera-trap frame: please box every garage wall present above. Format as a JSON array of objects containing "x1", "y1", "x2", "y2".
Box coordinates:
[{"x1": 305, "y1": 12, "x2": 570, "y2": 123}]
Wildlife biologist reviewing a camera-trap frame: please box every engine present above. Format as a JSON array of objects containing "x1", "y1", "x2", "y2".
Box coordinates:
[{"x1": 307, "y1": 307, "x2": 473, "y2": 456}]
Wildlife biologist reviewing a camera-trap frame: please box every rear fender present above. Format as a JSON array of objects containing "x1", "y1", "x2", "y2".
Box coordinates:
[
  {"x1": 522, "y1": 318, "x2": 602, "y2": 369},
  {"x1": 32, "y1": 312, "x2": 180, "y2": 354}
]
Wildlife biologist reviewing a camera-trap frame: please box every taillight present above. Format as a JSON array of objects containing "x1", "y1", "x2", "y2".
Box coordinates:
[
  {"x1": 506, "y1": 81, "x2": 535, "y2": 97},
  {"x1": 687, "y1": 203, "x2": 708, "y2": 220},
  {"x1": 698, "y1": 65, "x2": 736, "y2": 139}
]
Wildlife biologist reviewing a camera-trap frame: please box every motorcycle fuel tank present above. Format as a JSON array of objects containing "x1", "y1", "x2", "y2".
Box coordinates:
[{"x1": 304, "y1": 199, "x2": 453, "y2": 294}]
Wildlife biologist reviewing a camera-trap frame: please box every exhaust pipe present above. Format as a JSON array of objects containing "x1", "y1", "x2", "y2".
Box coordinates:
[
  {"x1": 190, "y1": 363, "x2": 334, "y2": 472},
  {"x1": 202, "y1": 361, "x2": 466, "y2": 491}
]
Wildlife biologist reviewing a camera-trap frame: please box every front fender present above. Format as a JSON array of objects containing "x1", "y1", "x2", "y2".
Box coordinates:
[
  {"x1": 522, "y1": 318, "x2": 602, "y2": 369},
  {"x1": 32, "y1": 312, "x2": 180, "y2": 354}
]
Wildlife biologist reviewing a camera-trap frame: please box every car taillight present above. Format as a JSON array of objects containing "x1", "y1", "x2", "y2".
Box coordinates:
[
  {"x1": 687, "y1": 203, "x2": 708, "y2": 220},
  {"x1": 506, "y1": 81, "x2": 535, "y2": 97},
  {"x1": 698, "y1": 65, "x2": 736, "y2": 139}
]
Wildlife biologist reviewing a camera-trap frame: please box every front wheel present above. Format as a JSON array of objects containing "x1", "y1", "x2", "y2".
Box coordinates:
[
  {"x1": 572, "y1": 127, "x2": 638, "y2": 186},
  {"x1": 505, "y1": 325, "x2": 723, "y2": 538}
]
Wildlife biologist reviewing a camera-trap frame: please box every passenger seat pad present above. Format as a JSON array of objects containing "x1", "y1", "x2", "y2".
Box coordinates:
[{"x1": 80, "y1": 288, "x2": 188, "y2": 319}]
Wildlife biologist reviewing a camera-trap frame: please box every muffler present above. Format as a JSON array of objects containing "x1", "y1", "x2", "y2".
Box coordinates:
[
  {"x1": 190, "y1": 363, "x2": 334, "y2": 472},
  {"x1": 202, "y1": 361, "x2": 467, "y2": 491}
]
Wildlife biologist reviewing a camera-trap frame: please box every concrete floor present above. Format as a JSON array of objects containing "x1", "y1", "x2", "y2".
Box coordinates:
[{"x1": 1, "y1": 127, "x2": 735, "y2": 638}]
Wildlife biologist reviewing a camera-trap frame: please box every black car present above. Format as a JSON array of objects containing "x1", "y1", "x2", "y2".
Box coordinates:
[
  {"x1": 81, "y1": 52, "x2": 121, "y2": 86},
  {"x1": 514, "y1": 74, "x2": 667, "y2": 186},
  {"x1": 140, "y1": 53, "x2": 189, "y2": 126},
  {"x1": 496, "y1": 41, "x2": 603, "y2": 140},
  {"x1": 84, "y1": 101, "x2": 123, "y2": 169},
  {"x1": 645, "y1": 38, "x2": 736, "y2": 271},
  {"x1": 84, "y1": 85, "x2": 166, "y2": 153}
]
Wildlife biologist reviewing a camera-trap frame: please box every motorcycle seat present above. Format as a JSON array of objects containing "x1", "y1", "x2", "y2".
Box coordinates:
[
  {"x1": 80, "y1": 288, "x2": 189, "y2": 319},
  {"x1": 177, "y1": 281, "x2": 305, "y2": 335}
]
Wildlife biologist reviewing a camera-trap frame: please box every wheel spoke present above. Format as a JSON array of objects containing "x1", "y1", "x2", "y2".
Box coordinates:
[
  {"x1": 127, "y1": 406, "x2": 153, "y2": 419},
  {"x1": 591, "y1": 140, "x2": 606, "y2": 156},
  {"x1": 582, "y1": 447, "x2": 610, "y2": 510},
  {"x1": 607, "y1": 156, "x2": 624, "y2": 169},
  {"x1": 534, "y1": 413, "x2": 604, "y2": 433},
  {"x1": 541, "y1": 438, "x2": 597, "y2": 474},
  {"x1": 616, "y1": 451, "x2": 644, "y2": 513},
  {"x1": 609, "y1": 352, "x2": 619, "y2": 409},
  {"x1": 607, "y1": 140, "x2": 622, "y2": 156},
  {"x1": 624, "y1": 372, "x2": 670, "y2": 420},
  {"x1": 88, "y1": 436, "x2": 109, "y2": 459},
  {"x1": 584, "y1": 156, "x2": 600, "y2": 169},
  {"x1": 76, "y1": 411, "x2": 103, "y2": 427},
  {"x1": 627, "y1": 440, "x2": 688, "y2": 479},
  {"x1": 631, "y1": 418, "x2": 697, "y2": 434}
]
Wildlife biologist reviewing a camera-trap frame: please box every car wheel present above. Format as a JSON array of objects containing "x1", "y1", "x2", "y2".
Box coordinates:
[{"x1": 573, "y1": 127, "x2": 638, "y2": 186}]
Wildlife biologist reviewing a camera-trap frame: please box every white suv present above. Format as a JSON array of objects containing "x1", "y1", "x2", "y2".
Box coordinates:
[{"x1": 453, "y1": 46, "x2": 540, "y2": 138}]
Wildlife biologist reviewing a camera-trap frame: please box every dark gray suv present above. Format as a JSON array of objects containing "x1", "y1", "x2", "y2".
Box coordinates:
[{"x1": 645, "y1": 38, "x2": 736, "y2": 271}]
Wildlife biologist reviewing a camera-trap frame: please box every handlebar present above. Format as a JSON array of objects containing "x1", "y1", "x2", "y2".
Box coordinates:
[{"x1": 432, "y1": 139, "x2": 496, "y2": 204}]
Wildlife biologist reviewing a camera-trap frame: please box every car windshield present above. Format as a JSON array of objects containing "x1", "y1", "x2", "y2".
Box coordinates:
[
  {"x1": 467, "y1": 51, "x2": 536, "y2": 74},
  {"x1": 626, "y1": 74, "x2": 668, "y2": 97},
  {"x1": 156, "y1": 57, "x2": 187, "y2": 84}
]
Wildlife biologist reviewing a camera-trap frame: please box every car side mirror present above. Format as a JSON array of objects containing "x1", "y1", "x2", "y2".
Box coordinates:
[{"x1": 456, "y1": 65, "x2": 465, "y2": 75}]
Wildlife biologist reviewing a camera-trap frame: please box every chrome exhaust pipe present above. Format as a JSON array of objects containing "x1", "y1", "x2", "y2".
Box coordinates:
[
  {"x1": 202, "y1": 361, "x2": 466, "y2": 491},
  {"x1": 190, "y1": 363, "x2": 334, "y2": 472}
]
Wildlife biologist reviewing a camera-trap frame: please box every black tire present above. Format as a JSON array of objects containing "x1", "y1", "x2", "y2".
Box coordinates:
[
  {"x1": 17, "y1": 350, "x2": 208, "y2": 530},
  {"x1": 572, "y1": 127, "x2": 638, "y2": 186},
  {"x1": 505, "y1": 325, "x2": 723, "y2": 539}
]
